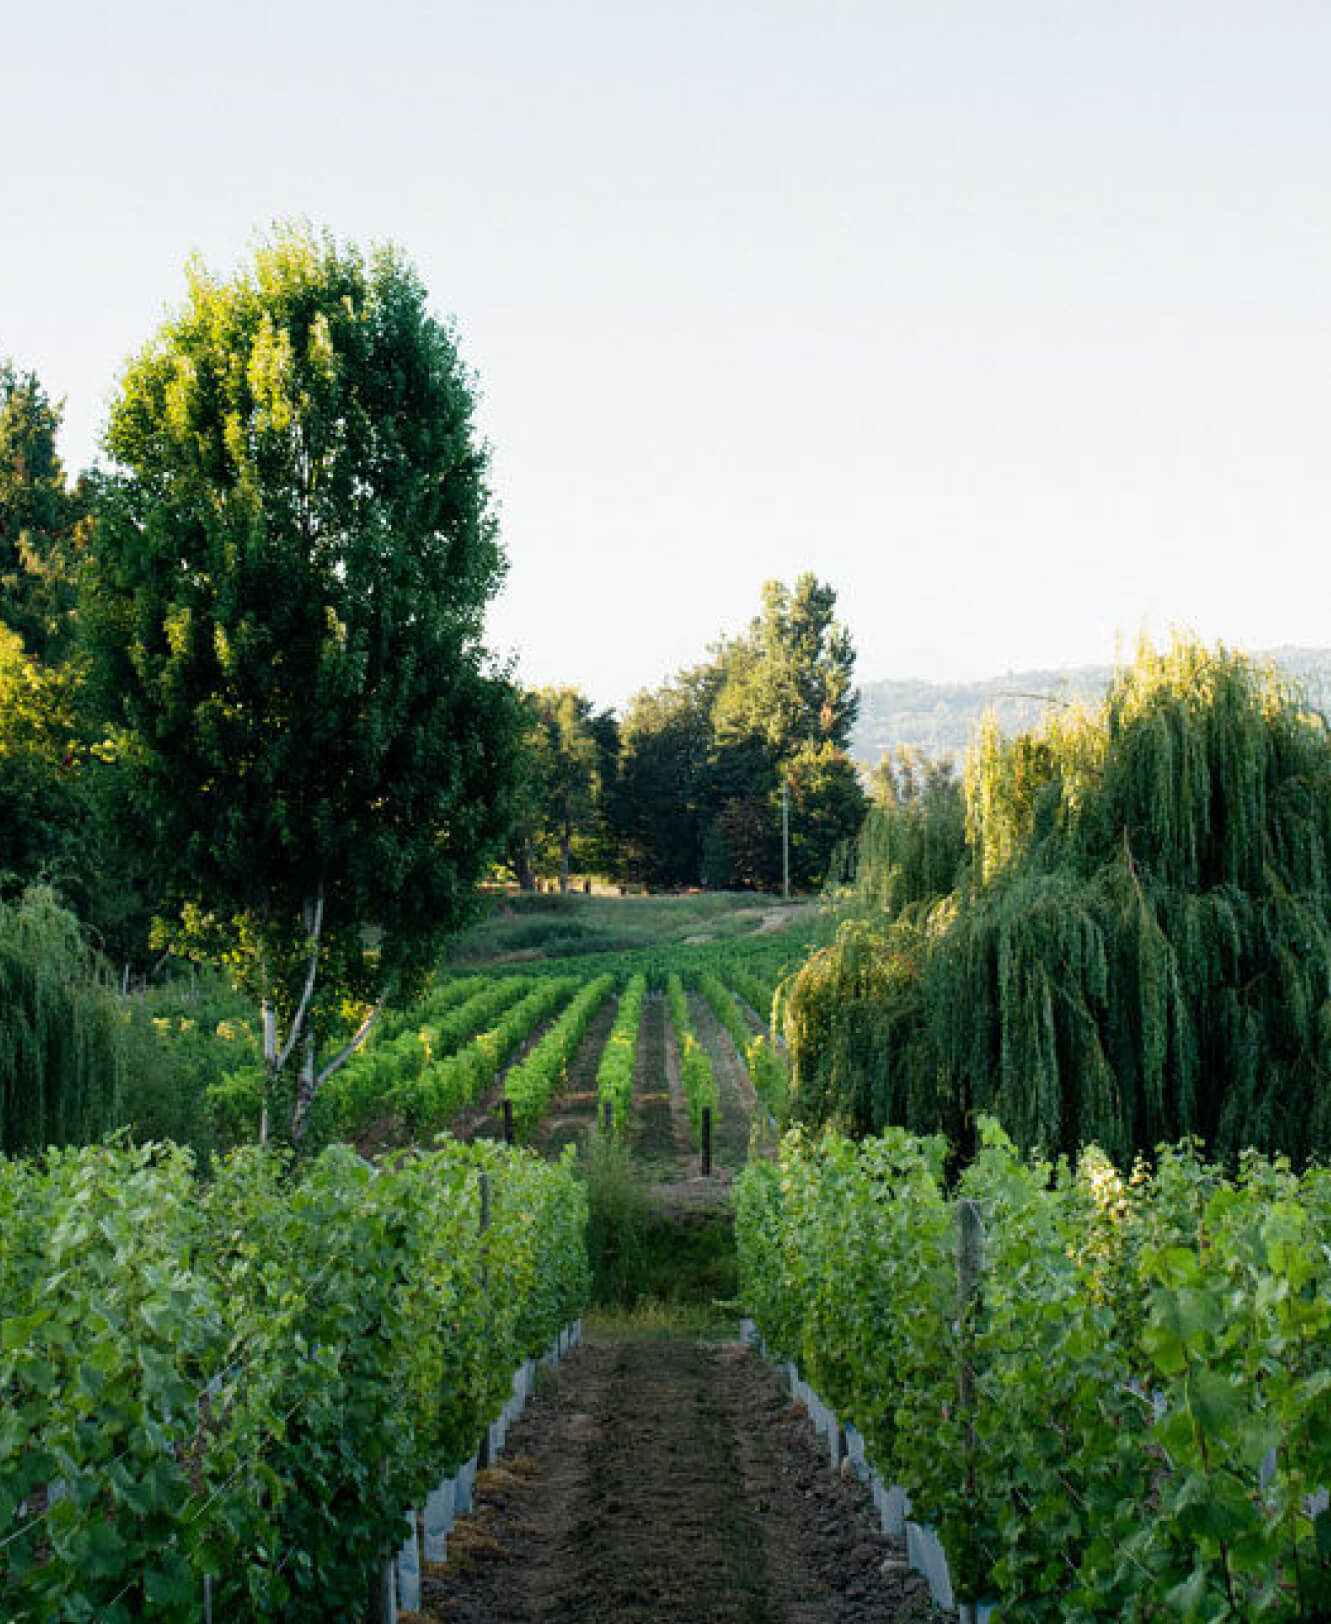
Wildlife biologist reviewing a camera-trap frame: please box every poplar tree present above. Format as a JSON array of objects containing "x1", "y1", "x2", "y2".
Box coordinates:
[{"x1": 84, "y1": 226, "x2": 522, "y2": 1142}]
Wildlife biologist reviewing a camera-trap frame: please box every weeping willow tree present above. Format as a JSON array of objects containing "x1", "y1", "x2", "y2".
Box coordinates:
[
  {"x1": 786, "y1": 639, "x2": 1331, "y2": 1165},
  {"x1": 0, "y1": 886, "x2": 125, "y2": 1155}
]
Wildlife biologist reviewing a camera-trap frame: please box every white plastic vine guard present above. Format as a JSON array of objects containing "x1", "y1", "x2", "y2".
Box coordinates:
[
  {"x1": 424, "y1": 1476, "x2": 455, "y2": 1560},
  {"x1": 397, "y1": 1511, "x2": 421, "y2": 1611},
  {"x1": 906, "y1": 1521, "x2": 954, "y2": 1612}
]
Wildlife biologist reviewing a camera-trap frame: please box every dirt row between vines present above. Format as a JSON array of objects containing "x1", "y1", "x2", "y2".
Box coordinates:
[{"x1": 409, "y1": 1334, "x2": 939, "y2": 1624}]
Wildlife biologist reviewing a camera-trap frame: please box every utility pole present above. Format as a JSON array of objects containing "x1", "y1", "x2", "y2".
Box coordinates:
[{"x1": 782, "y1": 779, "x2": 790, "y2": 901}]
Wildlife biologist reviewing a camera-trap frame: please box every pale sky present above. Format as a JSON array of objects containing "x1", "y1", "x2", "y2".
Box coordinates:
[{"x1": 4, "y1": 0, "x2": 1330, "y2": 711}]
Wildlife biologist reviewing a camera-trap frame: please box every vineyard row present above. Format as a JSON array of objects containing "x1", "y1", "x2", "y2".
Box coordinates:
[{"x1": 736, "y1": 1121, "x2": 1331, "y2": 1622}]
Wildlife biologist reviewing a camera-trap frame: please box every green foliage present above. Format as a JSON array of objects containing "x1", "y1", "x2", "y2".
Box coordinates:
[
  {"x1": 666, "y1": 972, "x2": 718, "y2": 1142},
  {"x1": 847, "y1": 762, "x2": 967, "y2": 914},
  {"x1": 780, "y1": 739, "x2": 869, "y2": 891},
  {"x1": 508, "y1": 687, "x2": 617, "y2": 890},
  {"x1": 308, "y1": 974, "x2": 579, "y2": 1144},
  {"x1": 0, "y1": 1137, "x2": 588, "y2": 1621},
  {"x1": 83, "y1": 224, "x2": 522, "y2": 1135},
  {"x1": 505, "y1": 973, "x2": 614, "y2": 1133},
  {"x1": 613, "y1": 662, "x2": 721, "y2": 888},
  {"x1": 0, "y1": 360, "x2": 86, "y2": 664},
  {"x1": 0, "y1": 886, "x2": 125, "y2": 1155},
  {"x1": 0, "y1": 626, "x2": 82, "y2": 890},
  {"x1": 787, "y1": 639, "x2": 1331, "y2": 1165},
  {"x1": 611, "y1": 575, "x2": 862, "y2": 890},
  {"x1": 697, "y1": 969, "x2": 751, "y2": 1054},
  {"x1": 596, "y1": 973, "x2": 645, "y2": 1133},
  {"x1": 118, "y1": 981, "x2": 256, "y2": 1155},
  {"x1": 580, "y1": 1133, "x2": 652, "y2": 1306},
  {"x1": 711, "y1": 573, "x2": 858, "y2": 757},
  {"x1": 737, "y1": 1122, "x2": 1331, "y2": 1619},
  {"x1": 700, "y1": 964, "x2": 789, "y2": 1121}
]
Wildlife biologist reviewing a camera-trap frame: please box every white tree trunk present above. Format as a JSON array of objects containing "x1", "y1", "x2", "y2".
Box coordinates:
[{"x1": 260, "y1": 998, "x2": 277, "y2": 1149}]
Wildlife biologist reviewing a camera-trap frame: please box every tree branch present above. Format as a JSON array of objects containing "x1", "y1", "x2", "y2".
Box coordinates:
[
  {"x1": 276, "y1": 887, "x2": 325, "y2": 1074},
  {"x1": 314, "y1": 992, "x2": 387, "y2": 1090}
]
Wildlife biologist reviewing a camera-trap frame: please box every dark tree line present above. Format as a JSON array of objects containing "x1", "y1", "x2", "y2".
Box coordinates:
[{"x1": 513, "y1": 575, "x2": 867, "y2": 894}]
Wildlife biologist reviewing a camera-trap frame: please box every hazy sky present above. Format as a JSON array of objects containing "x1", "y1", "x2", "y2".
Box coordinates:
[{"x1": 4, "y1": 0, "x2": 1329, "y2": 710}]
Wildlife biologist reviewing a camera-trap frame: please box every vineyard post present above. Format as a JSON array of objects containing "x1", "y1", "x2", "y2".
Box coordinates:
[
  {"x1": 603, "y1": 1100, "x2": 613, "y2": 1135},
  {"x1": 957, "y1": 1198, "x2": 985, "y2": 1613},
  {"x1": 701, "y1": 1106, "x2": 712, "y2": 1176},
  {"x1": 503, "y1": 1098, "x2": 514, "y2": 1145}
]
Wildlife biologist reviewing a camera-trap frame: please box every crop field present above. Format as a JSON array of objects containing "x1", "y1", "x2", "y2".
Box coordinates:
[
  {"x1": 8, "y1": 884, "x2": 1330, "y2": 1622},
  {"x1": 1, "y1": 892, "x2": 850, "y2": 1623}
]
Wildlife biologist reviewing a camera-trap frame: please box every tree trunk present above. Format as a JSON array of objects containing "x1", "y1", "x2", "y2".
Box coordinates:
[
  {"x1": 560, "y1": 818, "x2": 571, "y2": 894},
  {"x1": 291, "y1": 1029, "x2": 316, "y2": 1147},
  {"x1": 259, "y1": 998, "x2": 277, "y2": 1149}
]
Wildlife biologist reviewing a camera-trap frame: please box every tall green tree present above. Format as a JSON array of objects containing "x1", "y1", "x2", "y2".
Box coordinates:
[
  {"x1": 0, "y1": 625, "x2": 81, "y2": 890},
  {"x1": 615, "y1": 658, "x2": 726, "y2": 888},
  {"x1": 703, "y1": 574, "x2": 862, "y2": 889},
  {"x1": 0, "y1": 360, "x2": 87, "y2": 664},
  {"x1": 506, "y1": 694, "x2": 620, "y2": 891},
  {"x1": 83, "y1": 226, "x2": 522, "y2": 1142},
  {"x1": 534, "y1": 686, "x2": 599, "y2": 892},
  {"x1": 712, "y1": 573, "x2": 858, "y2": 756},
  {"x1": 0, "y1": 885, "x2": 125, "y2": 1155}
]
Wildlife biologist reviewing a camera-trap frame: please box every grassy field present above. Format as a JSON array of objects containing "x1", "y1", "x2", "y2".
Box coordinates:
[{"x1": 445, "y1": 888, "x2": 811, "y2": 963}]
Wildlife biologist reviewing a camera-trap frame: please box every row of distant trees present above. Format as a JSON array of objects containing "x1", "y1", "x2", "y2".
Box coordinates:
[
  {"x1": 1, "y1": 372, "x2": 867, "y2": 925},
  {"x1": 509, "y1": 574, "x2": 868, "y2": 895}
]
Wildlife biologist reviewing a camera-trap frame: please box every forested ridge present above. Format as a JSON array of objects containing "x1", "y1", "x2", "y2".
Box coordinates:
[{"x1": 854, "y1": 646, "x2": 1331, "y2": 765}]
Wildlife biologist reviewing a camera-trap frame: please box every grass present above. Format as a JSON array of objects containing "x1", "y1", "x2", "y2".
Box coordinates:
[
  {"x1": 580, "y1": 1131, "x2": 738, "y2": 1316},
  {"x1": 583, "y1": 1299, "x2": 738, "y2": 1340},
  {"x1": 446, "y1": 890, "x2": 800, "y2": 964}
]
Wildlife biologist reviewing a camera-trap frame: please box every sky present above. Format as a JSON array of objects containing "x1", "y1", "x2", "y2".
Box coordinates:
[{"x1": 4, "y1": 0, "x2": 1330, "y2": 712}]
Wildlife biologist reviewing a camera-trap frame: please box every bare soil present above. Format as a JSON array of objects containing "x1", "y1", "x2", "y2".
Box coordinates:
[
  {"x1": 629, "y1": 993, "x2": 693, "y2": 1184},
  {"x1": 689, "y1": 994, "x2": 756, "y2": 1174},
  {"x1": 414, "y1": 1335, "x2": 939, "y2": 1624},
  {"x1": 533, "y1": 999, "x2": 619, "y2": 1158}
]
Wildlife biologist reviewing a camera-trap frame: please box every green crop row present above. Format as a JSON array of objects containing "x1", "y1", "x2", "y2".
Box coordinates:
[
  {"x1": 721, "y1": 960, "x2": 777, "y2": 1027},
  {"x1": 374, "y1": 972, "x2": 491, "y2": 1043},
  {"x1": 0, "y1": 1138, "x2": 588, "y2": 1622},
  {"x1": 699, "y1": 969, "x2": 786, "y2": 1123},
  {"x1": 504, "y1": 974, "x2": 616, "y2": 1134},
  {"x1": 596, "y1": 973, "x2": 646, "y2": 1134},
  {"x1": 308, "y1": 976, "x2": 532, "y2": 1143},
  {"x1": 737, "y1": 1121, "x2": 1331, "y2": 1620},
  {"x1": 392, "y1": 975, "x2": 582, "y2": 1133},
  {"x1": 697, "y1": 970, "x2": 752, "y2": 1053},
  {"x1": 666, "y1": 972, "x2": 718, "y2": 1143}
]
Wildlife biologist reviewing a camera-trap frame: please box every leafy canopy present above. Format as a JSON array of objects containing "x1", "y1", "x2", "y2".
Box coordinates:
[
  {"x1": 84, "y1": 225, "x2": 522, "y2": 1128},
  {"x1": 786, "y1": 638, "x2": 1331, "y2": 1167}
]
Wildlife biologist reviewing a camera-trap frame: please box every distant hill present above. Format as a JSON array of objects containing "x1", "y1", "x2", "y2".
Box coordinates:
[{"x1": 851, "y1": 647, "x2": 1331, "y2": 767}]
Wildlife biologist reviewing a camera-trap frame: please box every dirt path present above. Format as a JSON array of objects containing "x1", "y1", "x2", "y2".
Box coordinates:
[
  {"x1": 415, "y1": 1335, "x2": 936, "y2": 1624},
  {"x1": 690, "y1": 994, "x2": 755, "y2": 1173},
  {"x1": 629, "y1": 992, "x2": 690, "y2": 1184},
  {"x1": 533, "y1": 998, "x2": 618, "y2": 1158}
]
